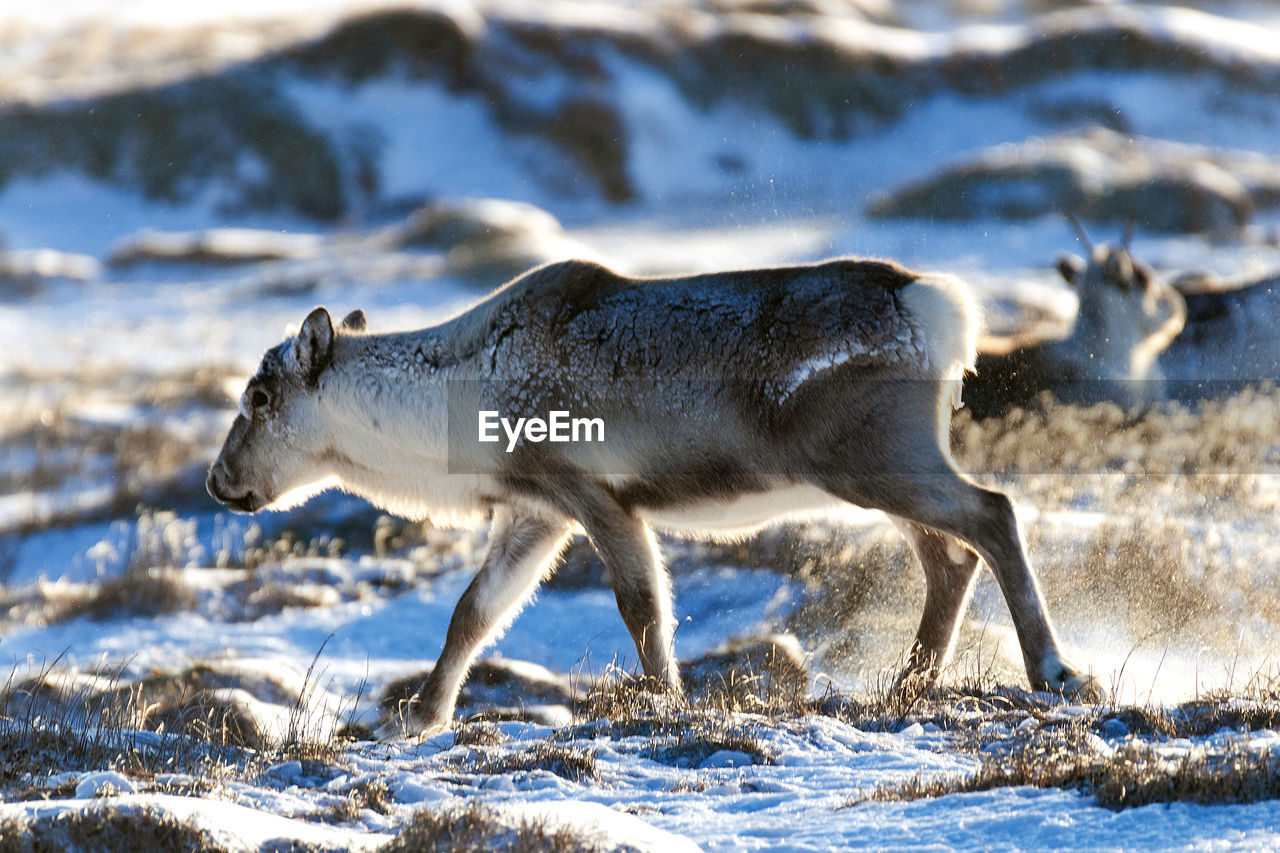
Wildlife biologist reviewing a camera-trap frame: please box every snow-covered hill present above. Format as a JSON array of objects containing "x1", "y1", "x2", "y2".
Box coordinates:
[{"x1": 4, "y1": 1, "x2": 1280, "y2": 850}]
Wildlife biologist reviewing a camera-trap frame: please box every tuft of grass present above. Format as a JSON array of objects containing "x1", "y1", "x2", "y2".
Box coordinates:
[
  {"x1": 227, "y1": 526, "x2": 349, "y2": 572},
  {"x1": 682, "y1": 634, "x2": 811, "y2": 717},
  {"x1": 0, "y1": 661, "x2": 249, "y2": 793},
  {"x1": 311, "y1": 794, "x2": 366, "y2": 826},
  {"x1": 55, "y1": 566, "x2": 196, "y2": 622},
  {"x1": 567, "y1": 666, "x2": 691, "y2": 740},
  {"x1": 0, "y1": 637, "x2": 362, "y2": 798},
  {"x1": 310, "y1": 778, "x2": 394, "y2": 825},
  {"x1": 853, "y1": 731, "x2": 1280, "y2": 811},
  {"x1": 453, "y1": 722, "x2": 505, "y2": 748},
  {"x1": 557, "y1": 665, "x2": 780, "y2": 772},
  {"x1": 1092, "y1": 741, "x2": 1280, "y2": 809},
  {"x1": 646, "y1": 728, "x2": 775, "y2": 768},
  {"x1": 276, "y1": 634, "x2": 348, "y2": 763},
  {"x1": 470, "y1": 742, "x2": 598, "y2": 783},
  {"x1": 379, "y1": 800, "x2": 604, "y2": 853},
  {"x1": 0, "y1": 803, "x2": 229, "y2": 853},
  {"x1": 350, "y1": 777, "x2": 396, "y2": 815},
  {"x1": 144, "y1": 687, "x2": 265, "y2": 751}
]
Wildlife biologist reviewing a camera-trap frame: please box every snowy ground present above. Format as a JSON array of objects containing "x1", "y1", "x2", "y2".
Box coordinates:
[{"x1": 3, "y1": 0, "x2": 1280, "y2": 850}]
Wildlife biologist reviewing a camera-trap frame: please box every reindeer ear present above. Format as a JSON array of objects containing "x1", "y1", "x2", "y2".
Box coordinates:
[
  {"x1": 340, "y1": 309, "x2": 367, "y2": 332},
  {"x1": 295, "y1": 307, "x2": 335, "y2": 387},
  {"x1": 1056, "y1": 254, "x2": 1084, "y2": 286}
]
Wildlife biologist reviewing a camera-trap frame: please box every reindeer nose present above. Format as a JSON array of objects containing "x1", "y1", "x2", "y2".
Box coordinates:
[{"x1": 206, "y1": 461, "x2": 229, "y2": 502}]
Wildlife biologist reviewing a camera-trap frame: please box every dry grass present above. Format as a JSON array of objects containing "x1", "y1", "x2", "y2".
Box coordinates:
[
  {"x1": 0, "y1": 802, "x2": 229, "y2": 853},
  {"x1": 310, "y1": 777, "x2": 395, "y2": 824},
  {"x1": 349, "y1": 777, "x2": 395, "y2": 815},
  {"x1": 469, "y1": 742, "x2": 599, "y2": 783},
  {"x1": 553, "y1": 666, "x2": 780, "y2": 774},
  {"x1": 0, "y1": 367, "x2": 237, "y2": 534},
  {"x1": 54, "y1": 565, "x2": 197, "y2": 623},
  {"x1": 950, "y1": 385, "x2": 1280, "y2": 516},
  {"x1": 567, "y1": 668, "x2": 691, "y2": 740},
  {"x1": 273, "y1": 634, "x2": 361, "y2": 764},
  {"x1": 380, "y1": 800, "x2": 604, "y2": 853},
  {"x1": 0, "y1": 637, "x2": 360, "y2": 800},
  {"x1": 565, "y1": 648, "x2": 1013, "y2": 744},
  {"x1": 646, "y1": 728, "x2": 775, "y2": 768},
  {"x1": 453, "y1": 722, "x2": 505, "y2": 747},
  {"x1": 676, "y1": 633, "x2": 811, "y2": 717},
  {"x1": 853, "y1": 730, "x2": 1280, "y2": 811},
  {"x1": 0, "y1": 660, "x2": 253, "y2": 794}
]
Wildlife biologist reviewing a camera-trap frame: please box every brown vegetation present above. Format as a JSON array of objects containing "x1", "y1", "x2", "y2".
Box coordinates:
[
  {"x1": 380, "y1": 800, "x2": 604, "y2": 853},
  {"x1": 0, "y1": 803, "x2": 228, "y2": 853},
  {"x1": 853, "y1": 731, "x2": 1280, "y2": 811},
  {"x1": 470, "y1": 742, "x2": 599, "y2": 783}
]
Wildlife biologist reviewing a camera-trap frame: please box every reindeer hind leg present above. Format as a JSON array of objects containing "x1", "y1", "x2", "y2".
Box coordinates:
[{"x1": 889, "y1": 518, "x2": 980, "y2": 696}]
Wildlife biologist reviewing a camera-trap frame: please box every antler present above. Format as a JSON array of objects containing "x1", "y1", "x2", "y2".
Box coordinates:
[{"x1": 1064, "y1": 213, "x2": 1094, "y2": 253}]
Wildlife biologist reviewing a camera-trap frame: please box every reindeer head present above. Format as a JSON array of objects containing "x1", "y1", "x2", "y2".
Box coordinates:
[
  {"x1": 207, "y1": 307, "x2": 366, "y2": 512},
  {"x1": 1049, "y1": 220, "x2": 1187, "y2": 407}
]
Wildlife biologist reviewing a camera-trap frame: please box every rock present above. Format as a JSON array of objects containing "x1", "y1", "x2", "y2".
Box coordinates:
[
  {"x1": 0, "y1": 249, "x2": 100, "y2": 298},
  {"x1": 871, "y1": 128, "x2": 1280, "y2": 233},
  {"x1": 384, "y1": 198, "x2": 599, "y2": 286},
  {"x1": 75, "y1": 770, "x2": 137, "y2": 798},
  {"x1": 389, "y1": 198, "x2": 564, "y2": 251},
  {"x1": 109, "y1": 228, "x2": 323, "y2": 267},
  {"x1": 699, "y1": 749, "x2": 755, "y2": 768},
  {"x1": 870, "y1": 128, "x2": 1280, "y2": 233},
  {"x1": 1102, "y1": 717, "x2": 1129, "y2": 739}
]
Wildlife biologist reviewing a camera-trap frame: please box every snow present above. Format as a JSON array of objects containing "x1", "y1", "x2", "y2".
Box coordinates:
[
  {"x1": 0, "y1": 793, "x2": 393, "y2": 850},
  {"x1": 284, "y1": 77, "x2": 551, "y2": 208},
  {"x1": 8, "y1": 0, "x2": 387, "y2": 31},
  {"x1": 74, "y1": 771, "x2": 138, "y2": 798},
  {"x1": 3, "y1": 0, "x2": 1280, "y2": 849},
  {"x1": 0, "y1": 551, "x2": 796, "y2": 699}
]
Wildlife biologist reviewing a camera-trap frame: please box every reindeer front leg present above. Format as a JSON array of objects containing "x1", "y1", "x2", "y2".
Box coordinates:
[
  {"x1": 582, "y1": 507, "x2": 680, "y2": 692},
  {"x1": 511, "y1": 464, "x2": 681, "y2": 693},
  {"x1": 376, "y1": 509, "x2": 571, "y2": 739}
]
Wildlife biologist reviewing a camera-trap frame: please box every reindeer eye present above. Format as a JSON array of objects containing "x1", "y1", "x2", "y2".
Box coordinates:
[{"x1": 250, "y1": 388, "x2": 272, "y2": 410}]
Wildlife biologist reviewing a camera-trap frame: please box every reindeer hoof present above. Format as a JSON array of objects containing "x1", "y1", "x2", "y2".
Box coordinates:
[
  {"x1": 374, "y1": 716, "x2": 449, "y2": 742},
  {"x1": 1039, "y1": 656, "x2": 1107, "y2": 703},
  {"x1": 1061, "y1": 670, "x2": 1108, "y2": 703}
]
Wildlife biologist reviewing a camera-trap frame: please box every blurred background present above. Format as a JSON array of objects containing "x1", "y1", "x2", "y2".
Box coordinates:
[{"x1": 3, "y1": 0, "x2": 1280, "y2": 708}]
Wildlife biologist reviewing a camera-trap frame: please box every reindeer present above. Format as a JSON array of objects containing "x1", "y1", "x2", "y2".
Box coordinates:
[
  {"x1": 965, "y1": 221, "x2": 1187, "y2": 418},
  {"x1": 206, "y1": 257, "x2": 1104, "y2": 738}
]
